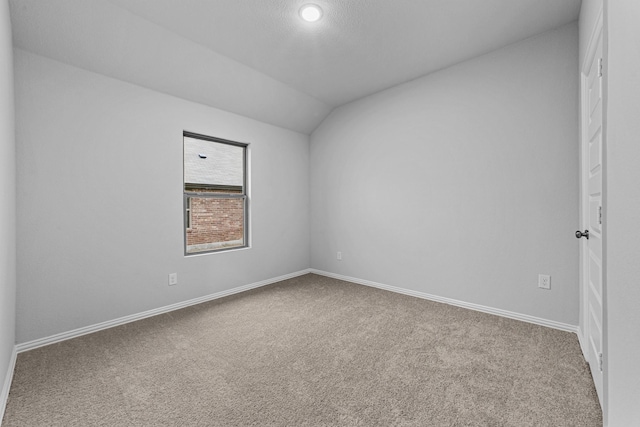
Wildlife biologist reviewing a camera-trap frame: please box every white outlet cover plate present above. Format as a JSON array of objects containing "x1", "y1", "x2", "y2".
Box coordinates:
[
  {"x1": 538, "y1": 274, "x2": 551, "y2": 290},
  {"x1": 169, "y1": 273, "x2": 178, "y2": 286}
]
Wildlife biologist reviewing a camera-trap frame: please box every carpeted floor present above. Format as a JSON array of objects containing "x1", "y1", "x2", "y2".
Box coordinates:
[{"x1": 3, "y1": 274, "x2": 602, "y2": 426}]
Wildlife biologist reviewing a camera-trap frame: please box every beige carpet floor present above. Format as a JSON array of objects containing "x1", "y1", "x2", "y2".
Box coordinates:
[{"x1": 3, "y1": 274, "x2": 602, "y2": 426}]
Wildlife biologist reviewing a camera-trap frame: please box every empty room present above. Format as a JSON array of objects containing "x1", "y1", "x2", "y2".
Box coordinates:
[{"x1": 1, "y1": 0, "x2": 639, "y2": 426}]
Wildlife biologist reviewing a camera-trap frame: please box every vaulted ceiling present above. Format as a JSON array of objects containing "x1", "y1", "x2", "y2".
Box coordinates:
[{"x1": 9, "y1": 0, "x2": 581, "y2": 134}]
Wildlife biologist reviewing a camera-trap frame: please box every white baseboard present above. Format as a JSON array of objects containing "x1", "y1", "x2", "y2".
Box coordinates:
[
  {"x1": 0, "y1": 346, "x2": 17, "y2": 426},
  {"x1": 310, "y1": 269, "x2": 579, "y2": 333},
  {"x1": 16, "y1": 269, "x2": 312, "y2": 353}
]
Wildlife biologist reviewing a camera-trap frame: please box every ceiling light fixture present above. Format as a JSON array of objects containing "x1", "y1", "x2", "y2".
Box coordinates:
[{"x1": 299, "y1": 4, "x2": 322, "y2": 22}]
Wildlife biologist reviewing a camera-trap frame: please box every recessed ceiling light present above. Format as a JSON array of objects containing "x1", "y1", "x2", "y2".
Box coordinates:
[{"x1": 299, "y1": 4, "x2": 322, "y2": 22}]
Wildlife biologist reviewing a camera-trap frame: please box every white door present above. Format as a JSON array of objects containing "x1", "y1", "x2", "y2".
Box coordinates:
[{"x1": 580, "y1": 25, "x2": 604, "y2": 407}]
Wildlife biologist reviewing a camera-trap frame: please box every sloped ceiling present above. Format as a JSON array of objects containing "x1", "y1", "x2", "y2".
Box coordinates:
[{"x1": 10, "y1": 0, "x2": 581, "y2": 134}]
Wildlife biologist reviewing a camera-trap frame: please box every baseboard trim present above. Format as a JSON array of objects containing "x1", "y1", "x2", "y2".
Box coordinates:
[
  {"x1": 310, "y1": 269, "x2": 578, "y2": 333},
  {"x1": 14, "y1": 268, "x2": 578, "y2": 352},
  {"x1": 16, "y1": 269, "x2": 312, "y2": 353},
  {"x1": 0, "y1": 346, "x2": 17, "y2": 425}
]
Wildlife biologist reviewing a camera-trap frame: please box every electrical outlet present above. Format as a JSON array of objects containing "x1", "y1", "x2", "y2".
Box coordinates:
[
  {"x1": 337, "y1": 251, "x2": 342, "y2": 261},
  {"x1": 538, "y1": 274, "x2": 551, "y2": 290},
  {"x1": 168, "y1": 273, "x2": 178, "y2": 286}
]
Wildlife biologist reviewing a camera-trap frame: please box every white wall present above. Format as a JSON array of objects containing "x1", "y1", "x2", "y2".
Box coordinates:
[
  {"x1": 14, "y1": 50, "x2": 310, "y2": 343},
  {"x1": 0, "y1": 0, "x2": 16, "y2": 408},
  {"x1": 310, "y1": 23, "x2": 579, "y2": 325},
  {"x1": 604, "y1": 1, "x2": 640, "y2": 424}
]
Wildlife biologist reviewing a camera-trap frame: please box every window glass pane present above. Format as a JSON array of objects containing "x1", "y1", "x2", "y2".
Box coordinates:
[
  {"x1": 183, "y1": 133, "x2": 247, "y2": 255},
  {"x1": 184, "y1": 136, "x2": 244, "y2": 193},
  {"x1": 185, "y1": 196, "x2": 245, "y2": 254}
]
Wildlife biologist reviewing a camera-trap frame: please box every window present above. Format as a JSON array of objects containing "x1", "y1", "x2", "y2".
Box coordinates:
[{"x1": 183, "y1": 131, "x2": 248, "y2": 254}]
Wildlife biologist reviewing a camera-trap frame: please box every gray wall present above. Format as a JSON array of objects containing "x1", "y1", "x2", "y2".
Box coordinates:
[
  {"x1": 14, "y1": 50, "x2": 310, "y2": 343},
  {"x1": 310, "y1": 23, "x2": 579, "y2": 325},
  {"x1": 0, "y1": 0, "x2": 16, "y2": 405},
  {"x1": 605, "y1": 2, "x2": 640, "y2": 424},
  {"x1": 8, "y1": 0, "x2": 331, "y2": 135}
]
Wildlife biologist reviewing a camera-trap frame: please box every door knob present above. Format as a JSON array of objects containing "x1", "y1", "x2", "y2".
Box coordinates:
[{"x1": 576, "y1": 230, "x2": 589, "y2": 240}]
